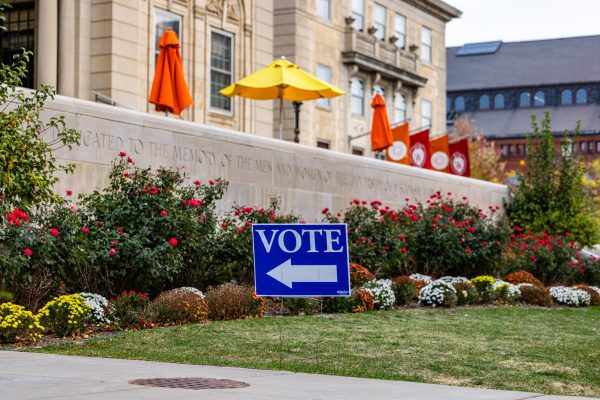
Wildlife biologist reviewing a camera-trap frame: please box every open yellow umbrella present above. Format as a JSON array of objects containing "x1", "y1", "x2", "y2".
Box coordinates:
[{"x1": 220, "y1": 58, "x2": 345, "y2": 139}]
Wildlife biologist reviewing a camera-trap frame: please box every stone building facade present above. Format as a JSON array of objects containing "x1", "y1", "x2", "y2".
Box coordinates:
[{"x1": 1, "y1": 0, "x2": 459, "y2": 155}]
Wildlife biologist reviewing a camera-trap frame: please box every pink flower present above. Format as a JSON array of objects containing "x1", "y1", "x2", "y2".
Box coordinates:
[
  {"x1": 23, "y1": 248, "x2": 33, "y2": 256},
  {"x1": 82, "y1": 227, "x2": 90, "y2": 234},
  {"x1": 169, "y1": 237, "x2": 178, "y2": 247},
  {"x1": 119, "y1": 151, "x2": 126, "y2": 157},
  {"x1": 109, "y1": 248, "x2": 117, "y2": 255},
  {"x1": 160, "y1": 210, "x2": 167, "y2": 217},
  {"x1": 66, "y1": 190, "x2": 72, "y2": 196},
  {"x1": 49, "y1": 228, "x2": 59, "y2": 237}
]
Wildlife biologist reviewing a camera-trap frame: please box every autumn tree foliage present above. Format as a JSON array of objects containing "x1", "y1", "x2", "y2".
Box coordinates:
[{"x1": 450, "y1": 115, "x2": 506, "y2": 183}]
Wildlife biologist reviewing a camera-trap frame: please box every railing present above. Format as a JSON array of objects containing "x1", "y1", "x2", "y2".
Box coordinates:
[{"x1": 344, "y1": 29, "x2": 419, "y2": 74}]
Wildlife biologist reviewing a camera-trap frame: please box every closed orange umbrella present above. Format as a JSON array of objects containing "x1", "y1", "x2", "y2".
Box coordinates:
[
  {"x1": 370, "y1": 93, "x2": 394, "y2": 151},
  {"x1": 149, "y1": 29, "x2": 192, "y2": 116}
]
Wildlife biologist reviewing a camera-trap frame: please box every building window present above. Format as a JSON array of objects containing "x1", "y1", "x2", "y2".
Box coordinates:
[
  {"x1": 373, "y1": 4, "x2": 386, "y2": 40},
  {"x1": 317, "y1": 139, "x2": 330, "y2": 149},
  {"x1": 508, "y1": 144, "x2": 514, "y2": 156},
  {"x1": 516, "y1": 144, "x2": 523, "y2": 155},
  {"x1": 154, "y1": 9, "x2": 182, "y2": 66},
  {"x1": 447, "y1": 97, "x2": 452, "y2": 112},
  {"x1": 350, "y1": 77, "x2": 364, "y2": 116},
  {"x1": 421, "y1": 100, "x2": 432, "y2": 127},
  {"x1": 580, "y1": 141, "x2": 586, "y2": 153},
  {"x1": 479, "y1": 94, "x2": 490, "y2": 110},
  {"x1": 455, "y1": 96, "x2": 465, "y2": 112},
  {"x1": 373, "y1": 85, "x2": 385, "y2": 97},
  {"x1": 352, "y1": 147, "x2": 364, "y2": 156},
  {"x1": 519, "y1": 92, "x2": 531, "y2": 107},
  {"x1": 588, "y1": 141, "x2": 595, "y2": 153},
  {"x1": 0, "y1": 1, "x2": 36, "y2": 88},
  {"x1": 501, "y1": 144, "x2": 508, "y2": 157},
  {"x1": 394, "y1": 14, "x2": 406, "y2": 49},
  {"x1": 210, "y1": 30, "x2": 233, "y2": 113},
  {"x1": 316, "y1": 0, "x2": 331, "y2": 21},
  {"x1": 596, "y1": 141, "x2": 600, "y2": 153},
  {"x1": 421, "y1": 26, "x2": 432, "y2": 63},
  {"x1": 534, "y1": 91, "x2": 545, "y2": 106},
  {"x1": 394, "y1": 92, "x2": 406, "y2": 123},
  {"x1": 494, "y1": 94, "x2": 505, "y2": 109},
  {"x1": 576, "y1": 88, "x2": 588, "y2": 104},
  {"x1": 374, "y1": 151, "x2": 386, "y2": 160},
  {"x1": 351, "y1": 0, "x2": 364, "y2": 31},
  {"x1": 315, "y1": 65, "x2": 332, "y2": 109},
  {"x1": 561, "y1": 89, "x2": 573, "y2": 105}
]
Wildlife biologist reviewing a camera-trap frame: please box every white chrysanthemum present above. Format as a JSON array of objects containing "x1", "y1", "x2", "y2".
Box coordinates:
[
  {"x1": 493, "y1": 280, "x2": 520, "y2": 300},
  {"x1": 419, "y1": 280, "x2": 456, "y2": 307},
  {"x1": 79, "y1": 292, "x2": 111, "y2": 324},
  {"x1": 409, "y1": 273, "x2": 432, "y2": 284},
  {"x1": 361, "y1": 279, "x2": 395, "y2": 309},
  {"x1": 590, "y1": 286, "x2": 600, "y2": 296},
  {"x1": 549, "y1": 286, "x2": 591, "y2": 307},
  {"x1": 172, "y1": 287, "x2": 205, "y2": 298},
  {"x1": 437, "y1": 276, "x2": 469, "y2": 285}
]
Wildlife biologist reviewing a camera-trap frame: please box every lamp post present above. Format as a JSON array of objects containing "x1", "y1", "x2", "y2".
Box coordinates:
[{"x1": 293, "y1": 101, "x2": 302, "y2": 143}]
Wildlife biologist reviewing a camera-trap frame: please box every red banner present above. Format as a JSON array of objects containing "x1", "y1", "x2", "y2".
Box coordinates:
[
  {"x1": 409, "y1": 129, "x2": 431, "y2": 169},
  {"x1": 386, "y1": 123, "x2": 410, "y2": 164},
  {"x1": 430, "y1": 134, "x2": 450, "y2": 173},
  {"x1": 449, "y1": 138, "x2": 471, "y2": 177}
]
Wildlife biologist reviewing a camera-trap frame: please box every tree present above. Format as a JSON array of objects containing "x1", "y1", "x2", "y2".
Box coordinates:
[
  {"x1": 0, "y1": 50, "x2": 80, "y2": 206},
  {"x1": 451, "y1": 115, "x2": 506, "y2": 183},
  {"x1": 582, "y1": 159, "x2": 600, "y2": 226},
  {"x1": 505, "y1": 112, "x2": 599, "y2": 246}
]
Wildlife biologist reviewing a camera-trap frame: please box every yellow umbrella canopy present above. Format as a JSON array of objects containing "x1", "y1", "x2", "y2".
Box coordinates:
[
  {"x1": 220, "y1": 58, "x2": 345, "y2": 139},
  {"x1": 220, "y1": 58, "x2": 345, "y2": 100}
]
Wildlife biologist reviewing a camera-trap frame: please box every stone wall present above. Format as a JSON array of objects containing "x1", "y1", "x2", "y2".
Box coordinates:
[{"x1": 45, "y1": 95, "x2": 508, "y2": 221}]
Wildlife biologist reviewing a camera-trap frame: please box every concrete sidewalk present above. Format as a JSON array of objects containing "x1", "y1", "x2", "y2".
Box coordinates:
[{"x1": 0, "y1": 352, "x2": 594, "y2": 400}]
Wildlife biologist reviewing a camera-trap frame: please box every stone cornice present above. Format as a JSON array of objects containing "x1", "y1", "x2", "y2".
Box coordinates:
[{"x1": 405, "y1": 0, "x2": 462, "y2": 22}]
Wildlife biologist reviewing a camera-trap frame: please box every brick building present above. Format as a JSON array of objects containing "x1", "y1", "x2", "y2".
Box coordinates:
[{"x1": 446, "y1": 36, "x2": 600, "y2": 172}]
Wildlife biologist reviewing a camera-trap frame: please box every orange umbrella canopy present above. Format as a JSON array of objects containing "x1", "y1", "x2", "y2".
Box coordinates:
[
  {"x1": 370, "y1": 93, "x2": 394, "y2": 152},
  {"x1": 149, "y1": 29, "x2": 192, "y2": 116}
]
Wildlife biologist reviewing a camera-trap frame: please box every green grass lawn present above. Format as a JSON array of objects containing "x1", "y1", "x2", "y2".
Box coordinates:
[{"x1": 33, "y1": 306, "x2": 600, "y2": 397}]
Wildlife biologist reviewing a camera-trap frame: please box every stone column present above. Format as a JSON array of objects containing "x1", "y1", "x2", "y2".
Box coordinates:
[
  {"x1": 58, "y1": 0, "x2": 76, "y2": 96},
  {"x1": 36, "y1": 0, "x2": 58, "y2": 88}
]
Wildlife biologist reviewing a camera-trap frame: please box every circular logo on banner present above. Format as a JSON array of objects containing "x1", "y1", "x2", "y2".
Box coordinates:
[
  {"x1": 387, "y1": 141, "x2": 407, "y2": 161},
  {"x1": 410, "y1": 143, "x2": 427, "y2": 167},
  {"x1": 431, "y1": 151, "x2": 449, "y2": 170},
  {"x1": 451, "y1": 152, "x2": 467, "y2": 175}
]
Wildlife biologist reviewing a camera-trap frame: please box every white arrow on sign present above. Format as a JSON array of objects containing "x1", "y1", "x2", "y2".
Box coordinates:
[{"x1": 266, "y1": 259, "x2": 338, "y2": 289}]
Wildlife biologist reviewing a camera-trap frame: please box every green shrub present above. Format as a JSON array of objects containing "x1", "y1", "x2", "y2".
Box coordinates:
[
  {"x1": 506, "y1": 112, "x2": 599, "y2": 246},
  {"x1": 205, "y1": 283, "x2": 264, "y2": 320},
  {"x1": 453, "y1": 282, "x2": 478, "y2": 305},
  {"x1": 108, "y1": 291, "x2": 149, "y2": 329},
  {"x1": 0, "y1": 302, "x2": 44, "y2": 343},
  {"x1": 284, "y1": 298, "x2": 320, "y2": 315},
  {"x1": 393, "y1": 276, "x2": 417, "y2": 306},
  {"x1": 37, "y1": 294, "x2": 91, "y2": 337}
]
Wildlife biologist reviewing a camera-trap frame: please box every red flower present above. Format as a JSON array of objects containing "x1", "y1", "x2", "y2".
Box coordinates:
[
  {"x1": 401, "y1": 247, "x2": 407, "y2": 254},
  {"x1": 322, "y1": 207, "x2": 329, "y2": 214},
  {"x1": 66, "y1": 190, "x2": 72, "y2": 196},
  {"x1": 353, "y1": 199, "x2": 360, "y2": 205},
  {"x1": 169, "y1": 237, "x2": 178, "y2": 247},
  {"x1": 209, "y1": 180, "x2": 215, "y2": 186},
  {"x1": 466, "y1": 247, "x2": 472, "y2": 254},
  {"x1": 117, "y1": 227, "x2": 123, "y2": 233},
  {"x1": 149, "y1": 187, "x2": 160, "y2": 195},
  {"x1": 119, "y1": 151, "x2": 126, "y2": 157},
  {"x1": 189, "y1": 199, "x2": 200, "y2": 208},
  {"x1": 234, "y1": 210, "x2": 240, "y2": 216},
  {"x1": 160, "y1": 210, "x2": 167, "y2": 217},
  {"x1": 236, "y1": 226, "x2": 244, "y2": 233},
  {"x1": 398, "y1": 235, "x2": 405, "y2": 240},
  {"x1": 97, "y1": 221, "x2": 104, "y2": 227},
  {"x1": 181, "y1": 199, "x2": 188, "y2": 205},
  {"x1": 82, "y1": 227, "x2": 90, "y2": 234},
  {"x1": 127, "y1": 156, "x2": 133, "y2": 163},
  {"x1": 49, "y1": 228, "x2": 59, "y2": 236},
  {"x1": 123, "y1": 172, "x2": 129, "y2": 177},
  {"x1": 109, "y1": 248, "x2": 117, "y2": 255},
  {"x1": 194, "y1": 180, "x2": 201, "y2": 185},
  {"x1": 23, "y1": 248, "x2": 33, "y2": 256}
]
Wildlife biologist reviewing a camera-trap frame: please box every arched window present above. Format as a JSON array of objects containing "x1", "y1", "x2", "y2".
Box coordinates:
[
  {"x1": 373, "y1": 85, "x2": 385, "y2": 97},
  {"x1": 519, "y1": 92, "x2": 531, "y2": 107},
  {"x1": 534, "y1": 91, "x2": 545, "y2": 106},
  {"x1": 394, "y1": 93, "x2": 406, "y2": 123},
  {"x1": 455, "y1": 96, "x2": 465, "y2": 112},
  {"x1": 350, "y1": 77, "x2": 364, "y2": 116},
  {"x1": 561, "y1": 89, "x2": 573, "y2": 105},
  {"x1": 446, "y1": 97, "x2": 452, "y2": 113},
  {"x1": 494, "y1": 94, "x2": 505, "y2": 109},
  {"x1": 576, "y1": 88, "x2": 588, "y2": 104},
  {"x1": 479, "y1": 94, "x2": 490, "y2": 110}
]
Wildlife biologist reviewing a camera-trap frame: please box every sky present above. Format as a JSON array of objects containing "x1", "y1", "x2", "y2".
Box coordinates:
[{"x1": 445, "y1": 0, "x2": 600, "y2": 47}]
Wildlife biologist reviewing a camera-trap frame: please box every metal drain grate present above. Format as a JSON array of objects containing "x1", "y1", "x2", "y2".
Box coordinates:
[{"x1": 130, "y1": 377, "x2": 250, "y2": 390}]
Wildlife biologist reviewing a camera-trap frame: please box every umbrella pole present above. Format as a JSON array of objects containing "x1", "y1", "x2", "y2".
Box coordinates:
[{"x1": 278, "y1": 87, "x2": 283, "y2": 139}]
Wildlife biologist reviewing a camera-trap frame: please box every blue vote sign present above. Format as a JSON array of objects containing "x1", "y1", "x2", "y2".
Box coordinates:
[{"x1": 252, "y1": 223, "x2": 351, "y2": 297}]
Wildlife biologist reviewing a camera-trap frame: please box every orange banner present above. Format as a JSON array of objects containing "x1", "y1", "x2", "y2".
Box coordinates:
[
  {"x1": 385, "y1": 123, "x2": 410, "y2": 164},
  {"x1": 430, "y1": 134, "x2": 450, "y2": 173}
]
